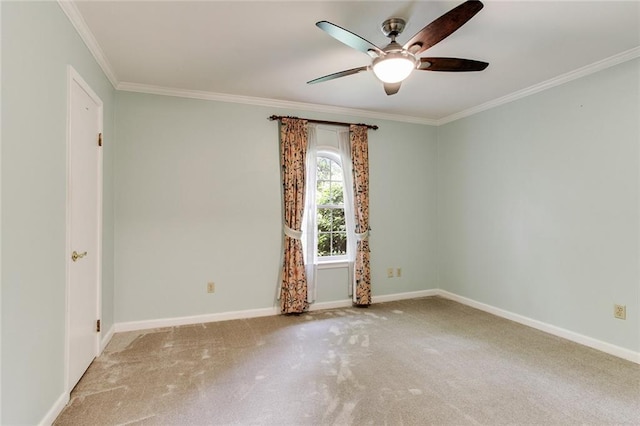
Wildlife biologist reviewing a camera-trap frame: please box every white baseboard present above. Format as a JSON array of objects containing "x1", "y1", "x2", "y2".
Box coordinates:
[
  {"x1": 114, "y1": 306, "x2": 279, "y2": 333},
  {"x1": 310, "y1": 290, "x2": 439, "y2": 311},
  {"x1": 41, "y1": 288, "x2": 637, "y2": 426},
  {"x1": 438, "y1": 290, "x2": 640, "y2": 364},
  {"x1": 38, "y1": 391, "x2": 69, "y2": 426},
  {"x1": 39, "y1": 328, "x2": 114, "y2": 425},
  {"x1": 100, "y1": 324, "x2": 115, "y2": 353},
  {"x1": 310, "y1": 299, "x2": 353, "y2": 311},
  {"x1": 113, "y1": 290, "x2": 441, "y2": 333},
  {"x1": 373, "y1": 289, "x2": 439, "y2": 304},
  {"x1": 110, "y1": 288, "x2": 638, "y2": 364},
  {"x1": 40, "y1": 327, "x2": 114, "y2": 425}
]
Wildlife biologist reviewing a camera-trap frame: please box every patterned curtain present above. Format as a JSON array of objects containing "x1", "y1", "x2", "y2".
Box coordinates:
[
  {"x1": 350, "y1": 125, "x2": 371, "y2": 306},
  {"x1": 279, "y1": 118, "x2": 309, "y2": 314}
]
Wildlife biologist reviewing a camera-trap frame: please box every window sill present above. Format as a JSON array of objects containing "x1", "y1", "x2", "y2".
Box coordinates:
[{"x1": 316, "y1": 261, "x2": 349, "y2": 270}]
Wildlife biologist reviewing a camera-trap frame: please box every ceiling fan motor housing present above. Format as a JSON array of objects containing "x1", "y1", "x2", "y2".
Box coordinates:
[{"x1": 381, "y1": 18, "x2": 406, "y2": 38}]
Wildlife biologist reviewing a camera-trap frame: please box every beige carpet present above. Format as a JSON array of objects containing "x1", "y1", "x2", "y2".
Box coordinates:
[{"x1": 55, "y1": 297, "x2": 640, "y2": 425}]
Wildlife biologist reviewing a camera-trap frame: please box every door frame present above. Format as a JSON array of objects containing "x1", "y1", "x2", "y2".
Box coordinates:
[{"x1": 64, "y1": 65, "x2": 104, "y2": 392}]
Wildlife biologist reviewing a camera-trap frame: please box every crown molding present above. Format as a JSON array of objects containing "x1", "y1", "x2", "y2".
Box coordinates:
[
  {"x1": 116, "y1": 82, "x2": 439, "y2": 126},
  {"x1": 57, "y1": 0, "x2": 119, "y2": 88},
  {"x1": 118, "y1": 45, "x2": 639, "y2": 128},
  {"x1": 57, "y1": 0, "x2": 638, "y2": 127},
  {"x1": 437, "y1": 46, "x2": 640, "y2": 125}
]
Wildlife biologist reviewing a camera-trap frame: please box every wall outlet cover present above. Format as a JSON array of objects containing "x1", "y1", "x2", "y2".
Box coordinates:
[{"x1": 614, "y1": 304, "x2": 626, "y2": 320}]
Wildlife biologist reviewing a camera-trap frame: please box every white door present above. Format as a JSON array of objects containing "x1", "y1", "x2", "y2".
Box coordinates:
[{"x1": 67, "y1": 68, "x2": 102, "y2": 390}]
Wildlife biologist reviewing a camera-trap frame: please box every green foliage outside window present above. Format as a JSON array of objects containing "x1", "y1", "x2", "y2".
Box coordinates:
[{"x1": 316, "y1": 157, "x2": 347, "y2": 257}]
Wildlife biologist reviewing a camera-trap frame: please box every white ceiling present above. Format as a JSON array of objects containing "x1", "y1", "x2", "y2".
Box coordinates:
[{"x1": 71, "y1": 0, "x2": 640, "y2": 123}]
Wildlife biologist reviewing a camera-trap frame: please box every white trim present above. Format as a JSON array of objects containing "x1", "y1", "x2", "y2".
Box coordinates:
[
  {"x1": 36, "y1": 288, "x2": 640, "y2": 426},
  {"x1": 310, "y1": 299, "x2": 353, "y2": 311},
  {"x1": 65, "y1": 66, "x2": 104, "y2": 393},
  {"x1": 64, "y1": 68, "x2": 72, "y2": 395},
  {"x1": 112, "y1": 290, "x2": 443, "y2": 332},
  {"x1": 100, "y1": 324, "x2": 115, "y2": 354},
  {"x1": 40, "y1": 288, "x2": 638, "y2": 425},
  {"x1": 56, "y1": 1, "x2": 119, "y2": 88},
  {"x1": 116, "y1": 48, "x2": 640, "y2": 127},
  {"x1": 110, "y1": 288, "x2": 638, "y2": 364},
  {"x1": 56, "y1": 1, "x2": 638, "y2": 127},
  {"x1": 437, "y1": 46, "x2": 640, "y2": 125},
  {"x1": 116, "y1": 82, "x2": 437, "y2": 126},
  {"x1": 372, "y1": 289, "x2": 439, "y2": 304},
  {"x1": 317, "y1": 261, "x2": 349, "y2": 270},
  {"x1": 38, "y1": 391, "x2": 69, "y2": 426},
  {"x1": 0, "y1": 3, "x2": 3, "y2": 421},
  {"x1": 438, "y1": 290, "x2": 640, "y2": 364},
  {"x1": 308, "y1": 291, "x2": 442, "y2": 311},
  {"x1": 114, "y1": 307, "x2": 280, "y2": 333}
]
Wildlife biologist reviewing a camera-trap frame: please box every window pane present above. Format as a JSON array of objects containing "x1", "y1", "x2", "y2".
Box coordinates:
[
  {"x1": 317, "y1": 208, "x2": 332, "y2": 232},
  {"x1": 317, "y1": 181, "x2": 330, "y2": 204},
  {"x1": 328, "y1": 181, "x2": 344, "y2": 205},
  {"x1": 331, "y1": 161, "x2": 343, "y2": 181},
  {"x1": 317, "y1": 158, "x2": 331, "y2": 181},
  {"x1": 318, "y1": 232, "x2": 331, "y2": 256},
  {"x1": 332, "y1": 208, "x2": 346, "y2": 232},
  {"x1": 316, "y1": 154, "x2": 349, "y2": 259},
  {"x1": 333, "y1": 232, "x2": 347, "y2": 255}
]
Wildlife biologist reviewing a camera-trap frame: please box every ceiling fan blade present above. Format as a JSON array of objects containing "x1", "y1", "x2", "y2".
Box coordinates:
[
  {"x1": 307, "y1": 66, "x2": 369, "y2": 84},
  {"x1": 403, "y1": 0, "x2": 484, "y2": 55},
  {"x1": 419, "y1": 57, "x2": 488, "y2": 72},
  {"x1": 384, "y1": 82, "x2": 401, "y2": 96},
  {"x1": 316, "y1": 21, "x2": 384, "y2": 56}
]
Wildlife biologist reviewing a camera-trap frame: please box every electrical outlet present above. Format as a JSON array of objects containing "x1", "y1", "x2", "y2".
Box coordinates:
[
  {"x1": 207, "y1": 282, "x2": 215, "y2": 293},
  {"x1": 387, "y1": 268, "x2": 394, "y2": 278},
  {"x1": 396, "y1": 268, "x2": 401, "y2": 278},
  {"x1": 614, "y1": 304, "x2": 626, "y2": 320}
]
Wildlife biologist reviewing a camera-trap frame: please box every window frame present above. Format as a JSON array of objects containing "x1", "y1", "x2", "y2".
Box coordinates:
[{"x1": 314, "y1": 148, "x2": 349, "y2": 265}]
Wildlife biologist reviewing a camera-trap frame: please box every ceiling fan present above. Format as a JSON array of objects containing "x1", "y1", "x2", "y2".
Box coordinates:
[{"x1": 308, "y1": 0, "x2": 489, "y2": 96}]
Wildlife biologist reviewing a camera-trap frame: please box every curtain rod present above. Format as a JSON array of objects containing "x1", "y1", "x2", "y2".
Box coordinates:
[{"x1": 268, "y1": 115, "x2": 378, "y2": 130}]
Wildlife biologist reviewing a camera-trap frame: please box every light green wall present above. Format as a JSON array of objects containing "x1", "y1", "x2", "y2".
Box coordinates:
[
  {"x1": 1, "y1": 2, "x2": 116, "y2": 424},
  {"x1": 2, "y1": 2, "x2": 638, "y2": 423},
  {"x1": 370, "y1": 119, "x2": 439, "y2": 295},
  {"x1": 437, "y1": 59, "x2": 640, "y2": 352},
  {"x1": 114, "y1": 92, "x2": 439, "y2": 322}
]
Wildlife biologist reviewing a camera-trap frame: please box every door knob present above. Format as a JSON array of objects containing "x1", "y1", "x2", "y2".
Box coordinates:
[{"x1": 71, "y1": 251, "x2": 87, "y2": 262}]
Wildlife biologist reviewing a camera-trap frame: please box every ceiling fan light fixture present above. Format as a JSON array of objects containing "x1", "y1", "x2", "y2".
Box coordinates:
[
  {"x1": 372, "y1": 51, "x2": 417, "y2": 84},
  {"x1": 310, "y1": 2, "x2": 488, "y2": 95}
]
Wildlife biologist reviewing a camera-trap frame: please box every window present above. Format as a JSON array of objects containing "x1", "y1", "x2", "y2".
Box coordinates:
[
  {"x1": 302, "y1": 126, "x2": 354, "y2": 277},
  {"x1": 316, "y1": 154, "x2": 347, "y2": 260}
]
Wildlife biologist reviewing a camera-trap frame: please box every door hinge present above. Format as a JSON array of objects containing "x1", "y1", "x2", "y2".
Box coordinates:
[
  {"x1": 96, "y1": 319, "x2": 101, "y2": 333},
  {"x1": 98, "y1": 132, "x2": 103, "y2": 147}
]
